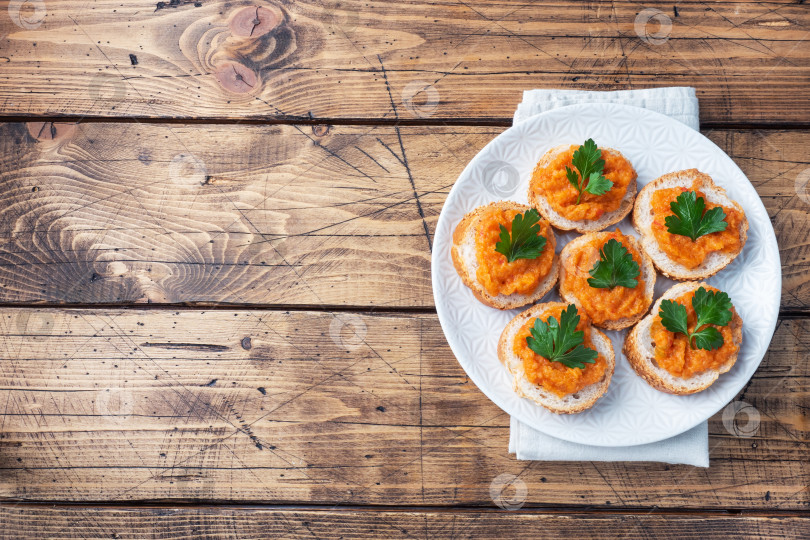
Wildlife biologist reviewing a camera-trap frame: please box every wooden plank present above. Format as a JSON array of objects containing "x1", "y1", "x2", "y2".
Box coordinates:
[
  {"x1": 1, "y1": 123, "x2": 808, "y2": 308},
  {"x1": 1, "y1": 1, "x2": 809, "y2": 123},
  {"x1": 0, "y1": 121, "x2": 463, "y2": 307},
  {"x1": 0, "y1": 308, "x2": 807, "y2": 507},
  {"x1": 1, "y1": 505, "x2": 809, "y2": 539}
]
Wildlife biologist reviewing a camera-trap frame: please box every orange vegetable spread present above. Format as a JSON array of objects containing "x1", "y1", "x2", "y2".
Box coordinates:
[
  {"x1": 530, "y1": 145, "x2": 637, "y2": 221},
  {"x1": 562, "y1": 230, "x2": 647, "y2": 326},
  {"x1": 651, "y1": 179, "x2": 743, "y2": 269},
  {"x1": 474, "y1": 206, "x2": 555, "y2": 297},
  {"x1": 513, "y1": 305, "x2": 607, "y2": 397},
  {"x1": 651, "y1": 287, "x2": 739, "y2": 379}
]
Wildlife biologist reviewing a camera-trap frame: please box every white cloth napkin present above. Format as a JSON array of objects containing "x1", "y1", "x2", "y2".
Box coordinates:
[{"x1": 509, "y1": 87, "x2": 709, "y2": 467}]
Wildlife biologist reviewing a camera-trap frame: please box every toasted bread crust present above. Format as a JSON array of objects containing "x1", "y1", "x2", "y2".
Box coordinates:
[
  {"x1": 497, "y1": 302, "x2": 615, "y2": 414},
  {"x1": 558, "y1": 232, "x2": 656, "y2": 330},
  {"x1": 528, "y1": 144, "x2": 637, "y2": 233},
  {"x1": 632, "y1": 169, "x2": 749, "y2": 281},
  {"x1": 623, "y1": 282, "x2": 743, "y2": 395},
  {"x1": 451, "y1": 201, "x2": 559, "y2": 310}
]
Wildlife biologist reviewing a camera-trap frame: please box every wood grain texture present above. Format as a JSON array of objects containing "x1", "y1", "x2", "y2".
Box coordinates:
[
  {"x1": 0, "y1": 121, "x2": 466, "y2": 306},
  {"x1": 1, "y1": 505, "x2": 809, "y2": 540},
  {"x1": 0, "y1": 308, "x2": 807, "y2": 507},
  {"x1": 1, "y1": 0, "x2": 809, "y2": 123},
  {"x1": 1, "y1": 122, "x2": 809, "y2": 308}
]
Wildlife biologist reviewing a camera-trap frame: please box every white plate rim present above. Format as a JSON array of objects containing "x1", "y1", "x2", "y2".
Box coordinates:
[{"x1": 431, "y1": 102, "x2": 781, "y2": 447}]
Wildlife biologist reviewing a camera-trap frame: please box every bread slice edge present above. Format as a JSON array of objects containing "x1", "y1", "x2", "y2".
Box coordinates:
[
  {"x1": 497, "y1": 302, "x2": 615, "y2": 414},
  {"x1": 632, "y1": 169, "x2": 749, "y2": 281},
  {"x1": 558, "y1": 232, "x2": 656, "y2": 330},
  {"x1": 528, "y1": 144, "x2": 637, "y2": 233},
  {"x1": 451, "y1": 201, "x2": 559, "y2": 310},
  {"x1": 623, "y1": 281, "x2": 743, "y2": 395}
]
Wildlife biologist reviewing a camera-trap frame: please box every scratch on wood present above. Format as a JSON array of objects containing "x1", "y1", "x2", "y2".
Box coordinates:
[
  {"x1": 354, "y1": 146, "x2": 390, "y2": 173},
  {"x1": 395, "y1": 127, "x2": 432, "y2": 252},
  {"x1": 376, "y1": 55, "x2": 432, "y2": 251}
]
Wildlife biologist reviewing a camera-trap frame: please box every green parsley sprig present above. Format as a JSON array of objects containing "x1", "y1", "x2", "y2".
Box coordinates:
[
  {"x1": 494, "y1": 208, "x2": 547, "y2": 263},
  {"x1": 665, "y1": 191, "x2": 728, "y2": 241},
  {"x1": 565, "y1": 139, "x2": 614, "y2": 204},
  {"x1": 526, "y1": 304, "x2": 598, "y2": 369},
  {"x1": 587, "y1": 238, "x2": 640, "y2": 289},
  {"x1": 659, "y1": 287, "x2": 733, "y2": 350}
]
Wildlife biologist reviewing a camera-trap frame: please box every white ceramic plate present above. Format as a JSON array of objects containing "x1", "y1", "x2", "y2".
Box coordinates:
[{"x1": 431, "y1": 103, "x2": 781, "y2": 446}]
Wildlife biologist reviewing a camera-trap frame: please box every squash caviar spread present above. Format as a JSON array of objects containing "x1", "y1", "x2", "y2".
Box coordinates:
[
  {"x1": 474, "y1": 206, "x2": 555, "y2": 297},
  {"x1": 651, "y1": 287, "x2": 739, "y2": 379},
  {"x1": 562, "y1": 231, "x2": 647, "y2": 326},
  {"x1": 513, "y1": 306, "x2": 607, "y2": 397},
  {"x1": 530, "y1": 146, "x2": 636, "y2": 221},
  {"x1": 651, "y1": 179, "x2": 743, "y2": 269}
]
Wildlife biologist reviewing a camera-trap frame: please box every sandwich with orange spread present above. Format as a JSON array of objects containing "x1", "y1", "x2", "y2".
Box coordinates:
[
  {"x1": 633, "y1": 169, "x2": 748, "y2": 280},
  {"x1": 451, "y1": 201, "x2": 558, "y2": 309},
  {"x1": 559, "y1": 230, "x2": 655, "y2": 330},
  {"x1": 498, "y1": 302, "x2": 614, "y2": 413},
  {"x1": 624, "y1": 282, "x2": 743, "y2": 394},
  {"x1": 529, "y1": 139, "x2": 637, "y2": 232}
]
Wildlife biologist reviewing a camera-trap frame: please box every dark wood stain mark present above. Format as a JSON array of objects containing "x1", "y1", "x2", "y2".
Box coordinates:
[
  {"x1": 140, "y1": 342, "x2": 230, "y2": 351},
  {"x1": 154, "y1": 0, "x2": 196, "y2": 12}
]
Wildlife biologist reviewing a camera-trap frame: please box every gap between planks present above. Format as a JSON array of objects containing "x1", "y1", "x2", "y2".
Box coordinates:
[
  {"x1": 3, "y1": 116, "x2": 810, "y2": 131},
  {"x1": 0, "y1": 303, "x2": 807, "y2": 318},
  {"x1": 2, "y1": 501, "x2": 810, "y2": 518}
]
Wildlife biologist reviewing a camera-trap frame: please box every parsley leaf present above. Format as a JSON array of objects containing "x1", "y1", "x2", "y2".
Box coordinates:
[
  {"x1": 692, "y1": 286, "x2": 734, "y2": 328},
  {"x1": 526, "y1": 304, "x2": 598, "y2": 369},
  {"x1": 692, "y1": 327, "x2": 724, "y2": 350},
  {"x1": 564, "y1": 139, "x2": 614, "y2": 204},
  {"x1": 587, "y1": 238, "x2": 640, "y2": 289},
  {"x1": 584, "y1": 171, "x2": 613, "y2": 196},
  {"x1": 664, "y1": 190, "x2": 728, "y2": 241},
  {"x1": 658, "y1": 287, "x2": 734, "y2": 350},
  {"x1": 659, "y1": 300, "x2": 690, "y2": 337},
  {"x1": 494, "y1": 208, "x2": 547, "y2": 263}
]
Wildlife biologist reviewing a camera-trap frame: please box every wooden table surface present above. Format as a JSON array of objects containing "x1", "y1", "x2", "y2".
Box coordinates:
[{"x1": 0, "y1": 1, "x2": 808, "y2": 538}]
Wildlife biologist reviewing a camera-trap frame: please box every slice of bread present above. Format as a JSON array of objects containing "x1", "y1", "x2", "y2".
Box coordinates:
[
  {"x1": 623, "y1": 281, "x2": 743, "y2": 395},
  {"x1": 451, "y1": 201, "x2": 558, "y2": 310},
  {"x1": 632, "y1": 169, "x2": 749, "y2": 281},
  {"x1": 497, "y1": 302, "x2": 615, "y2": 414},
  {"x1": 528, "y1": 145, "x2": 637, "y2": 233},
  {"x1": 558, "y1": 232, "x2": 656, "y2": 331}
]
